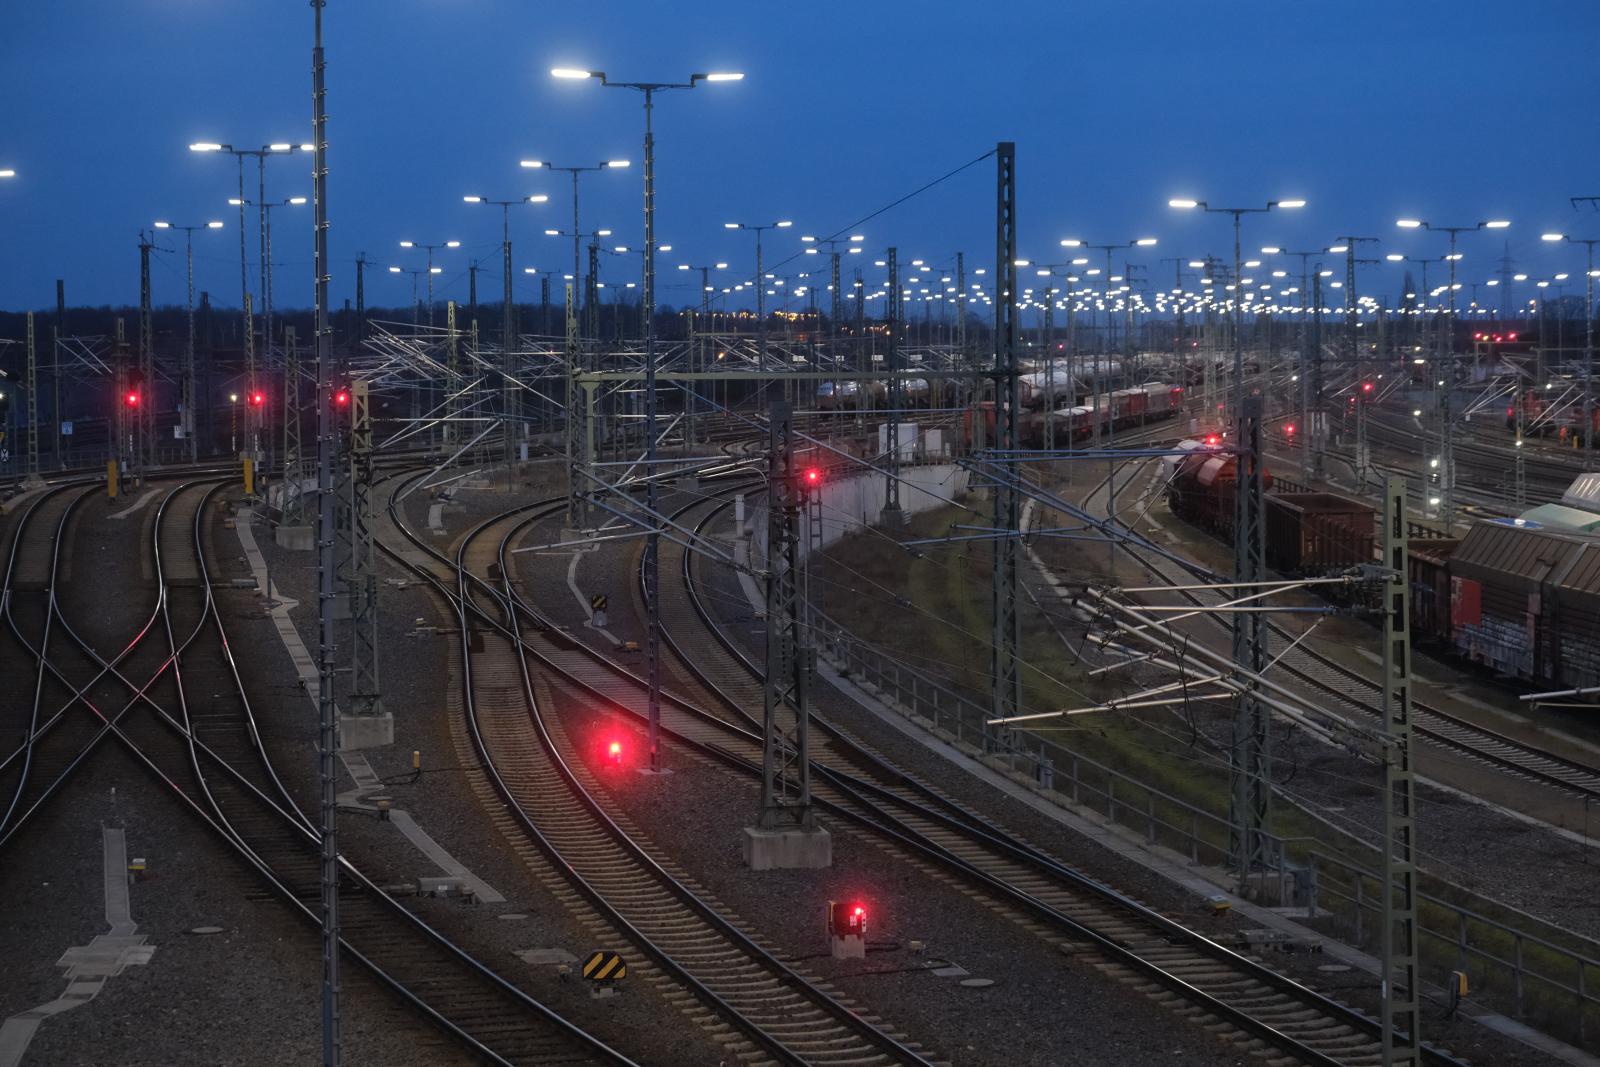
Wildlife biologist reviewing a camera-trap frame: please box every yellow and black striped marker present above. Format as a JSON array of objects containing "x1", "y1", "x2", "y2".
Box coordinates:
[{"x1": 582, "y1": 951, "x2": 626, "y2": 982}]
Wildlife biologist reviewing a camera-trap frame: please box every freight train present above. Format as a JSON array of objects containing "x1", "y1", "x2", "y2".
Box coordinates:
[
  {"x1": 1165, "y1": 445, "x2": 1600, "y2": 696},
  {"x1": 961, "y1": 382, "x2": 1186, "y2": 450},
  {"x1": 816, "y1": 378, "x2": 931, "y2": 411}
]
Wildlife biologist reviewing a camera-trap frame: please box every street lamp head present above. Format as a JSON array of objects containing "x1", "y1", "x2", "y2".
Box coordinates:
[
  {"x1": 527, "y1": 194, "x2": 549, "y2": 203},
  {"x1": 400, "y1": 240, "x2": 415, "y2": 248},
  {"x1": 1135, "y1": 237, "x2": 1158, "y2": 246},
  {"x1": 287, "y1": 197, "x2": 307, "y2": 205},
  {"x1": 801, "y1": 235, "x2": 817, "y2": 243},
  {"x1": 1260, "y1": 246, "x2": 1281, "y2": 254},
  {"x1": 551, "y1": 67, "x2": 595, "y2": 80},
  {"x1": 0, "y1": 169, "x2": 13, "y2": 179},
  {"x1": 1542, "y1": 233, "x2": 1566, "y2": 242},
  {"x1": 544, "y1": 229, "x2": 560, "y2": 236},
  {"x1": 1168, "y1": 198, "x2": 1199, "y2": 209},
  {"x1": 1188, "y1": 260, "x2": 1205, "y2": 268},
  {"x1": 429, "y1": 266, "x2": 442, "y2": 274},
  {"x1": 604, "y1": 159, "x2": 630, "y2": 168},
  {"x1": 1386, "y1": 253, "x2": 1404, "y2": 261},
  {"x1": 1059, "y1": 238, "x2": 1083, "y2": 247},
  {"x1": 1014, "y1": 258, "x2": 1031, "y2": 267},
  {"x1": 299, "y1": 143, "x2": 314, "y2": 152},
  {"x1": 520, "y1": 160, "x2": 544, "y2": 169},
  {"x1": 699, "y1": 71, "x2": 744, "y2": 82},
  {"x1": 1276, "y1": 199, "x2": 1306, "y2": 209},
  {"x1": 724, "y1": 222, "x2": 741, "y2": 229},
  {"x1": 388, "y1": 266, "x2": 401, "y2": 273},
  {"x1": 206, "y1": 220, "x2": 223, "y2": 228},
  {"x1": 1484, "y1": 219, "x2": 1511, "y2": 229},
  {"x1": 1395, "y1": 219, "x2": 1422, "y2": 229},
  {"x1": 526, "y1": 267, "x2": 537, "y2": 274},
  {"x1": 269, "y1": 143, "x2": 293, "y2": 152},
  {"x1": 715, "y1": 262, "x2": 727, "y2": 269},
  {"x1": 228, "y1": 197, "x2": 245, "y2": 206},
  {"x1": 463, "y1": 195, "x2": 483, "y2": 203},
  {"x1": 445, "y1": 240, "x2": 461, "y2": 248},
  {"x1": 776, "y1": 220, "x2": 792, "y2": 228},
  {"x1": 154, "y1": 221, "x2": 171, "y2": 229},
  {"x1": 1328, "y1": 244, "x2": 1349, "y2": 253},
  {"x1": 678, "y1": 264, "x2": 690, "y2": 270},
  {"x1": 596, "y1": 229, "x2": 612, "y2": 236},
  {"x1": 189, "y1": 142, "x2": 223, "y2": 152},
  {"x1": 658, "y1": 244, "x2": 672, "y2": 252}
]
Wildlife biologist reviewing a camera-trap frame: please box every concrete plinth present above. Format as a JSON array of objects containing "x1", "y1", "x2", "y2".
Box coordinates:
[
  {"x1": 274, "y1": 524, "x2": 313, "y2": 551},
  {"x1": 829, "y1": 933, "x2": 865, "y2": 960},
  {"x1": 741, "y1": 824, "x2": 832, "y2": 869},
  {"x1": 339, "y1": 712, "x2": 394, "y2": 750},
  {"x1": 878, "y1": 504, "x2": 906, "y2": 527}
]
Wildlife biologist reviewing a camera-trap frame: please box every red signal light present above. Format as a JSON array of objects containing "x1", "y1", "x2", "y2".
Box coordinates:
[
  {"x1": 1508, "y1": 332, "x2": 1518, "y2": 341},
  {"x1": 1284, "y1": 423, "x2": 1295, "y2": 435},
  {"x1": 248, "y1": 390, "x2": 266, "y2": 407},
  {"x1": 1204, "y1": 434, "x2": 1220, "y2": 446},
  {"x1": 607, "y1": 740, "x2": 623, "y2": 767},
  {"x1": 124, "y1": 391, "x2": 140, "y2": 408},
  {"x1": 803, "y1": 467, "x2": 822, "y2": 487},
  {"x1": 1362, "y1": 381, "x2": 1374, "y2": 393},
  {"x1": 333, "y1": 389, "x2": 350, "y2": 408}
]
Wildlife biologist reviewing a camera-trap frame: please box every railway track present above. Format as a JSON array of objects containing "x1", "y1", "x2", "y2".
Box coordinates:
[
  {"x1": 0, "y1": 476, "x2": 632, "y2": 1066},
  {"x1": 382, "y1": 478, "x2": 939, "y2": 1067},
  {"x1": 1078, "y1": 459, "x2": 1600, "y2": 803},
  {"x1": 428, "y1": 460, "x2": 1469, "y2": 1066}
]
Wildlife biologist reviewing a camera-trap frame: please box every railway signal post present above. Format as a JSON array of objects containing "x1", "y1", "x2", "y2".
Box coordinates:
[{"x1": 743, "y1": 399, "x2": 831, "y2": 869}]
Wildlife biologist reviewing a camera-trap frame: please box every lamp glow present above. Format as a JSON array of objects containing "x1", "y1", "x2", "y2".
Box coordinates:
[{"x1": 551, "y1": 68, "x2": 593, "y2": 79}]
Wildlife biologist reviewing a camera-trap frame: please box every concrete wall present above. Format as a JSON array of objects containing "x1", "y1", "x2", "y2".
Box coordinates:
[{"x1": 749, "y1": 460, "x2": 969, "y2": 562}]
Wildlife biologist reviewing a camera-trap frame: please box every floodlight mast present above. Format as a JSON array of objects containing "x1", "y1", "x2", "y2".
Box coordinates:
[{"x1": 552, "y1": 64, "x2": 742, "y2": 773}]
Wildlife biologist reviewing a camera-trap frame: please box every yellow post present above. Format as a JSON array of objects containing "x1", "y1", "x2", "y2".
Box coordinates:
[
  {"x1": 107, "y1": 459, "x2": 120, "y2": 499},
  {"x1": 242, "y1": 456, "x2": 255, "y2": 496}
]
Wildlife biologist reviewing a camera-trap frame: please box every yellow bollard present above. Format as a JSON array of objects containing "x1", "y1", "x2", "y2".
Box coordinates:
[
  {"x1": 107, "y1": 459, "x2": 120, "y2": 500},
  {"x1": 242, "y1": 456, "x2": 255, "y2": 496}
]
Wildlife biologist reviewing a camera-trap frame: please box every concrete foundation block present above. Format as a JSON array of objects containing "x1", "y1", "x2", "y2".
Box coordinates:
[
  {"x1": 741, "y1": 824, "x2": 833, "y2": 869},
  {"x1": 275, "y1": 524, "x2": 313, "y2": 551},
  {"x1": 339, "y1": 712, "x2": 394, "y2": 751},
  {"x1": 830, "y1": 933, "x2": 865, "y2": 960},
  {"x1": 878, "y1": 504, "x2": 906, "y2": 527}
]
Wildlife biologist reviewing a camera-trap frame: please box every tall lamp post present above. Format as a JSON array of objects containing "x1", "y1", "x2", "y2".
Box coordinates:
[
  {"x1": 552, "y1": 64, "x2": 742, "y2": 775},
  {"x1": 678, "y1": 261, "x2": 728, "y2": 439},
  {"x1": 387, "y1": 265, "x2": 436, "y2": 327},
  {"x1": 397, "y1": 238, "x2": 460, "y2": 326},
  {"x1": 556, "y1": 64, "x2": 742, "y2": 777},
  {"x1": 153, "y1": 219, "x2": 225, "y2": 462},
  {"x1": 1394, "y1": 216, "x2": 1511, "y2": 527},
  {"x1": 191, "y1": 141, "x2": 311, "y2": 461},
  {"x1": 1167, "y1": 195, "x2": 1305, "y2": 888},
  {"x1": 519, "y1": 158, "x2": 630, "y2": 283},
  {"x1": 464, "y1": 193, "x2": 549, "y2": 464},
  {"x1": 725, "y1": 219, "x2": 793, "y2": 370},
  {"x1": 231, "y1": 193, "x2": 308, "y2": 460},
  {"x1": 1540, "y1": 228, "x2": 1600, "y2": 450}
]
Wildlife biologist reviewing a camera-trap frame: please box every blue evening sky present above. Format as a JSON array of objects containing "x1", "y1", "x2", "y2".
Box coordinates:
[{"x1": 3, "y1": 1, "x2": 1598, "y2": 314}]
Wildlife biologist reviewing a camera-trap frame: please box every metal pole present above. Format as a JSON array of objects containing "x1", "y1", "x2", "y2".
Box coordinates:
[
  {"x1": 882, "y1": 247, "x2": 902, "y2": 523},
  {"x1": 642, "y1": 87, "x2": 663, "y2": 774},
  {"x1": 1229, "y1": 208, "x2": 1269, "y2": 885},
  {"x1": 991, "y1": 142, "x2": 1020, "y2": 749},
  {"x1": 503, "y1": 205, "x2": 515, "y2": 472},
  {"x1": 1380, "y1": 475, "x2": 1421, "y2": 1066},
  {"x1": 310, "y1": 3, "x2": 341, "y2": 1061},
  {"x1": 756, "y1": 227, "x2": 768, "y2": 371},
  {"x1": 185, "y1": 230, "x2": 198, "y2": 464}
]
